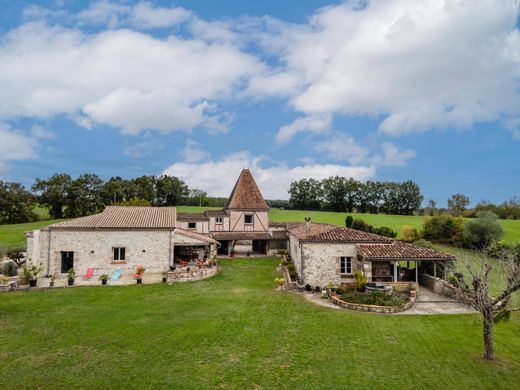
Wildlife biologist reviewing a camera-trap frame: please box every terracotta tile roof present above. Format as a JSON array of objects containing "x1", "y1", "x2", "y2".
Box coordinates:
[
  {"x1": 175, "y1": 228, "x2": 218, "y2": 244},
  {"x1": 210, "y1": 231, "x2": 273, "y2": 240},
  {"x1": 287, "y1": 222, "x2": 391, "y2": 243},
  {"x1": 225, "y1": 169, "x2": 269, "y2": 210},
  {"x1": 357, "y1": 241, "x2": 454, "y2": 260},
  {"x1": 48, "y1": 206, "x2": 176, "y2": 229},
  {"x1": 177, "y1": 212, "x2": 209, "y2": 221},
  {"x1": 204, "y1": 209, "x2": 229, "y2": 217}
]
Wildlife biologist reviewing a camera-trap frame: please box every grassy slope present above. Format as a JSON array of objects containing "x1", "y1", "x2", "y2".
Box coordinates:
[
  {"x1": 1, "y1": 206, "x2": 518, "y2": 249},
  {"x1": 1, "y1": 258, "x2": 519, "y2": 389}
]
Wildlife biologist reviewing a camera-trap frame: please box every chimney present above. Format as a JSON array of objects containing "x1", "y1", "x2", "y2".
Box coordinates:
[{"x1": 304, "y1": 217, "x2": 311, "y2": 236}]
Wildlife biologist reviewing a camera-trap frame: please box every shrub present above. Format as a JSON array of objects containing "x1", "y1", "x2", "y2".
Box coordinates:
[
  {"x1": 485, "y1": 241, "x2": 511, "y2": 259},
  {"x1": 463, "y1": 211, "x2": 504, "y2": 249},
  {"x1": 20, "y1": 263, "x2": 43, "y2": 282},
  {"x1": 345, "y1": 216, "x2": 354, "y2": 228},
  {"x1": 413, "y1": 239, "x2": 434, "y2": 249},
  {"x1": 1, "y1": 261, "x2": 18, "y2": 276},
  {"x1": 401, "y1": 224, "x2": 419, "y2": 242},
  {"x1": 421, "y1": 214, "x2": 464, "y2": 244},
  {"x1": 354, "y1": 271, "x2": 367, "y2": 292},
  {"x1": 351, "y1": 219, "x2": 372, "y2": 232},
  {"x1": 7, "y1": 247, "x2": 26, "y2": 267},
  {"x1": 340, "y1": 291, "x2": 406, "y2": 307},
  {"x1": 372, "y1": 226, "x2": 397, "y2": 238},
  {"x1": 513, "y1": 243, "x2": 520, "y2": 264},
  {"x1": 67, "y1": 268, "x2": 76, "y2": 280}
]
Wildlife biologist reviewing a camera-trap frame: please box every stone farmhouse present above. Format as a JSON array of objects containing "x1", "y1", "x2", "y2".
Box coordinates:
[{"x1": 26, "y1": 168, "x2": 453, "y2": 287}]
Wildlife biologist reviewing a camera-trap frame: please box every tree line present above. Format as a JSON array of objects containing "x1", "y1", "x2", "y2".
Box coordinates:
[
  {"x1": 0, "y1": 173, "x2": 226, "y2": 224},
  {"x1": 289, "y1": 177, "x2": 423, "y2": 215}
]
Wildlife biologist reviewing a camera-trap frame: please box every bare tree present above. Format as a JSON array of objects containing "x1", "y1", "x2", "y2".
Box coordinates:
[{"x1": 452, "y1": 249, "x2": 520, "y2": 360}]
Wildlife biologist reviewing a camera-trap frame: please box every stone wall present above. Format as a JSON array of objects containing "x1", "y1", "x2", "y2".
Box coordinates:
[
  {"x1": 32, "y1": 229, "x2": 173, "y2": 277},
  {"x1": 166, "y1": 265, "x2": 217, "y2": 283},
  {"x1": 330, "y1": 294, "x2": 415, "y2": 313},
  {"x1": 419, "y1": 272, "x2": 445, "y2": 294}
]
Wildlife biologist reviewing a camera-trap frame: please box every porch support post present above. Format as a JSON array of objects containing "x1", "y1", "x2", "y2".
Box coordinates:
[
  {"x1": 415, "y1": 261, "x2": 418, "y2": 283},
  {"x1": 393, "y1": 261, "x2": 398, "y2": 282},
  {"x1": 433, "y1": 261, "x2": 437, "y2": 280},
  {"x1": 444, "y1": 262, "x2": 447, "y2": 281}
]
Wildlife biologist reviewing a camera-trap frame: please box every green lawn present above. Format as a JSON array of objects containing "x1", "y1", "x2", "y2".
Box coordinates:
[
  {"x1": 0, "y1": 258, "x2": 519, "y2": 389},
  {"x1": 0, "y1": 219, "x2": 66, "y2": 249},
  {"x1": 1, "y1": 207, "x2": 519, "y2": 250}
]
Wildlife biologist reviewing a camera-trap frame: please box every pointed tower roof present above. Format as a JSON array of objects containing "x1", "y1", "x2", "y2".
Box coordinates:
[{"x1": 225, "y1": 169, "x2": 269, "y2": 210}]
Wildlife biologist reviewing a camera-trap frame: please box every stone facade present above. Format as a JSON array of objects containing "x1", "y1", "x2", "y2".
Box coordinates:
[
  {"x1": 288, "y1": 233, "x2": 373, "y2": 288},
  {"x1": 166, "y1": 266, "x2": 217, "y2": 283},
  {"x1": 26, "y1": 228, "x2": 216, "y2": 278},
  {"x1": 28, "y1": 229, "x2": 173, "y2": 277}
]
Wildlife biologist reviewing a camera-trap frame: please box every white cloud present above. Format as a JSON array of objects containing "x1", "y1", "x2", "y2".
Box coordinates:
[
  {"x1": 0, "y1": 22, "x2": 261, "y2": 134},
  {"x1": 261, "y1": 0, "x2": 520, "y2": 137},
  {"x1": 276, "y1": 115, "x2": 331, "y2": 144},
  {"x1": 371, "y1": 143, "x2": 416, "y2": 167},
  {"x1": 123, "y1": 134, "x2": 163, "y2": 158},
  {"x1": 30, "y1": 124, "x2": 55, "y2": 140},
  {"x1": 161, "y1": 151, "x2": 375, "y2": 199},
  {"x1": 77, "y1": 1, "x2": 192, "y2": 29},
  {"x1": 181, "y1": 140, "x2": 210, "y2": 163},
  {"x1": 314, "y1": 133, "x2": 368, "y2": 164},
  {"x1": 0, "y1": 124, "x2": 38, "y2": 173}
]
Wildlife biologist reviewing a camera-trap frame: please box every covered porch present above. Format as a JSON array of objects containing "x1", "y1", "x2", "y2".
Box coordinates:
[
  {"x1": 210, "y1": 231, "x2": 273, "y2": 256},
  {"x1": 357, "y1": 241, "x2": 455, "y2": 288},
  {"x1": 172, "y1": 228, "x2": 219, "y2": 269}
]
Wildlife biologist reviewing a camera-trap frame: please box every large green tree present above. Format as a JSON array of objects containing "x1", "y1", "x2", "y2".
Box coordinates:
[
  {"x1": 288, "y1": 178, "x2": 322, "y2": 210},
  {"x1": 0, "y1": 181, "x2": 37, "y2": 223},
  {"x1": 65, "y1": 174, "x2": 104, "y2": 218},
  {"x1": 322, "y1": 176, "x2": 348, "y2": 212},
  {"x1": 155, "y1": 175, "x2": 189, "y2": 206},
  {"x1": 32, "y1": 173, "x2": 72, "y2": 219}
]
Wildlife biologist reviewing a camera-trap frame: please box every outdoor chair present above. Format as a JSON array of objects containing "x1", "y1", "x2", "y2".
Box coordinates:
[
  {"x1": 82, "y1": 268, "x2": 94, "y2": 280},
  {"x1": 111, "y1": 269, "x2": 122, "y2": 281}
]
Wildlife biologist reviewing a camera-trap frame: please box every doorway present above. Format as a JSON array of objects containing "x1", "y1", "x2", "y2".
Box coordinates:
[{"x1": 60, "y1": 251, "x2": 74, "y2": 273}]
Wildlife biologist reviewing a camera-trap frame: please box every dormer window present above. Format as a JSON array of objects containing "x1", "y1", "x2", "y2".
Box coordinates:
[{"x1": 244, "y1": 214, "x2": 253, "y2": 224}]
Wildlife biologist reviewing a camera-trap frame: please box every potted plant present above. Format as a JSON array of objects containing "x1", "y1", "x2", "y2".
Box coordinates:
[
  {"x1": 275, "y1": 277, "x2": 285, "y2": 291},
  {"x1": 134, "y1": 265, "x2": 145, "y2": 284},
  {"x1": 67, "y1": 268, "x2": 76, "y2": 286},
  {"x1": 21, "y1": 264, "x2": 43, "y2": 288},
  {"x1": 99, "y1": 274, "x2": 108, "y2": 285},
  {"x1": 162, "y1": 271, "x2": 168, "y2": 283},
  {"x1": 49, "y1": 275, "x2": 55, "y2": 287},
  {"x1": 230, "y1": 250, "x2": 235, "y2": 258}
]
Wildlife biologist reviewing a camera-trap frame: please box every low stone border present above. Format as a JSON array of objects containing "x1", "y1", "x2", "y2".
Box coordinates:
[
  {"x1": 166, "y1": 265, "x2": 218, "y2": 283},
  {"x1": 329, "y1": 294, "x2": 415, "y2": 314}
]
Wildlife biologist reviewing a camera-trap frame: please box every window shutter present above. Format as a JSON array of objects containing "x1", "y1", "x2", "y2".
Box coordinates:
[{"x1": 336, "y1": 257, "x2": 341, "y2": 275}]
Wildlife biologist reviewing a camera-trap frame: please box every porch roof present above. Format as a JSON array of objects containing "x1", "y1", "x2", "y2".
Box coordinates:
[
  {"x1": 356, "y1": 241, "x2": 454, "y2": 261},
  {"x1": 210, "y1": 231, "x2": 273, "y2": 241},
  {"x1": 174, "y1": 228, "x2": 219, "y2": 245}
]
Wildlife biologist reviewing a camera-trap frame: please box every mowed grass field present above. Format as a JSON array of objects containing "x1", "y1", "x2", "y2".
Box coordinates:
[
  {"x1": 1, "y1": 258, "x2": 519, "y2": 389},
  {"x1": 1, "y1": 207, "x2": 519, "y2": 249}
]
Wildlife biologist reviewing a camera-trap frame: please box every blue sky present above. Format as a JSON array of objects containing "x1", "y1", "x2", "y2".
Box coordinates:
[{"x1": 0, "y1": 0, "x2": 519, "y2": 205}]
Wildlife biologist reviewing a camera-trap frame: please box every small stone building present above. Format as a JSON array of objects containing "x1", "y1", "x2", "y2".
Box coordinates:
[
  {"x1": 26, "y1": 206, "x2": 217, "y2": 278},
  {"x1": 284, "y1": 220, "x2": 453, "y2": 288}
]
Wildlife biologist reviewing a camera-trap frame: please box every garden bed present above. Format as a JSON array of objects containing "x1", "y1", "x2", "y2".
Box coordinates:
[{"x1": 330, "y1": 289, "x2": 415, "y2": 313}]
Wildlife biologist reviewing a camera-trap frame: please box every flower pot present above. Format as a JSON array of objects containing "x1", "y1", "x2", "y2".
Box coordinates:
[
  {"x1": 68, "y1": 279, "x2": 74, "y2": 286},
  {"x1": 162, "y1": 277, "x2": 167, "y2": 283},
  {"x1": 29, "y1": 279, "x2": 37, "y2": 288},
  {"x1": 230, "y1": 252, "x2": 235, "y2": 258},
  {"x1": 136, "y1": 278, "x2": 142, "y2": 284},
  {"x1": 101, "y1": 279, "x2": 107, "y2": 285}
]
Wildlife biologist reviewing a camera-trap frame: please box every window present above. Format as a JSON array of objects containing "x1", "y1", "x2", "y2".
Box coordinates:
[
  {"x1": 340, "y1": 257, "x2": 352, "y2": 274},
  {"x1": 188, "y1": 222, "x2": 197, "y2": 229},
  {"x1": 215, "y1": 217, "x2": 223, "y2": 224},
  {"x1": 60, "y1": 251, "x2": 74, "y2": 273},
  {"x1": 244, "y1": 214, "x2": 253, "y2": 224},
  {"x1": 113, "y1": 247, "x2": 126, "y2": 261}
]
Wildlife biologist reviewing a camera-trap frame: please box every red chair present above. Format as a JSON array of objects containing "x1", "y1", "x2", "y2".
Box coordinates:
[{"x1": 82, "y1": 268, "x2": 94, "y2": 280}]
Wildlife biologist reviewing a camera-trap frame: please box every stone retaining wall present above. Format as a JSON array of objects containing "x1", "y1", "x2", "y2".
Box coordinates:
[
  {"x1": 330, "y1": 294, "x2": 415, "y2": 313},
  {"x1": 166, "y1": 266, "x2": 217, "y2": 283}
]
